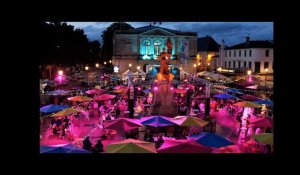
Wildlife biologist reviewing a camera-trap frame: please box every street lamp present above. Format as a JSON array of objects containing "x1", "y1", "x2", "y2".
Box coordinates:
[
  {"x1": 247, "y1": 70, "x2": 252, "y2": 75},
  {"x1": 95, "y1": 63, "x2": 100, "y2": 83},
  {"x1": 129, "y1": 63, "x2": 132, "y2": 68},
  {"x1": 85, "y1": 66, "x2": 89, "y2": 83},
  {"x1": 104, "y1": 61, "x2": 107, "y2": 65},
  {"x1": 58, "y1": 70, "x2": 63, "y2": 85},
  {"x1": 264, "y1": 68, "x2": 269, "y2": 98},
  {"x1": 109, "y1": 60, "x2": 112, "y2": 64}
]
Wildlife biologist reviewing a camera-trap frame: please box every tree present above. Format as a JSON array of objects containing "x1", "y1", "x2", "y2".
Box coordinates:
[
  {"x1": 101, "y1": 22, "x2": 134, "y2": 61},
  {"x1": 40, "y1": 22, "x2": 101, "y2": 66}
]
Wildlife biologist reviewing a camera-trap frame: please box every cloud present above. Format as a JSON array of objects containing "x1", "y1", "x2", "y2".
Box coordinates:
[{"x1": 67, "y1": 22, "x2": 273, "y2": 46}]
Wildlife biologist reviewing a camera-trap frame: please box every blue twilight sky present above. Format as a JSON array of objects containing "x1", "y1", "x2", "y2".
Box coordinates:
[{"x1": 67, "y1": 22, "x2": 273, "y2": 46}]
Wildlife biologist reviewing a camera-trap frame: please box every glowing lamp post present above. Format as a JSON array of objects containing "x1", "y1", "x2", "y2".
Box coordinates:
[
  {"x1": 193, "y1": 64, "x2": 197, "y2": 74},
  {"x1": 129, "y1": 63, "x2": 132, "y2": 68},
  {"x1": 264, "y1": 68, "x2": 268, "y2": 98},
  {"x1": 109, "y1": 60, "x2": 112, "y2": 64},
  {"x1": 58, "y1": 70, "x2": 63, "y2": 85},
  {"x1": 85, "y1": 66, "x2": 89, "y2": 82},
  {"x1": 95, "y1": 63, "x2": 99, "y2": 83},
  {"x1": 247, "y1": 70, "x2": 252, "y2": 75}
]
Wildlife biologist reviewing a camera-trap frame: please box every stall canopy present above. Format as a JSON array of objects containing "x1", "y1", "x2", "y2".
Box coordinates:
[
  {"x1": 187, "y1": 132, "x2": 234, "y2": 148},
  {"x1": 40, "y1": 104, "x2": 69, "y2": 113},
  {"x1": 40, "y1": 143, "x2": 89, "y2": 153},
  {"x1": 141, "y1": 116, "x2": 176, "y2": 127},
  {"x1": 106, "y1": 139, "x2": 157, "y2": 153},
  {"x1": 157, "y1": 139, "x2": 213, "y2": 153}
]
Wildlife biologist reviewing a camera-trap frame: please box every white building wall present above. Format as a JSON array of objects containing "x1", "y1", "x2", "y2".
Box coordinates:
[{"x1": 223, "y1": 48, "x2": 273, "y2": 73}]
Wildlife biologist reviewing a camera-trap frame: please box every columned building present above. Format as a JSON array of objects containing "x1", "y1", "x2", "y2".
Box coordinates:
[
  {"x1": 112, "y1": 25, "x2": 198, "y2": 74},
  {"x1": 221, "y1": 37, "x2": 273, "y2": 74}
]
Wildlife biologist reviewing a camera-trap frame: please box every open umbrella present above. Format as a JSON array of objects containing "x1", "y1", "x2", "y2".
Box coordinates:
[
  {"x1": 113, "y1": 88, "x2": 127, "y2": 93},
  {"x1": 240, "y1": 94, "x2": 260, "y2": 101},
  {"x1": 47, "y1": 89, "x2": 69, "y2": 95},
  {"x1": 51, "y1": 108, "x2": 82, "y2": 117},
  {"x1": 234, "y1": 101, "x2": 262, "y2": 108},
  {"x1": 94, "y1": 94, "x2": 116, "y2": 101},
  {"x1": 67, "y1": 96, "x2": 93, "y2": 102},
  {"x1": 214, "y1": 93, "x2": 236, "y2": 99},
  {"x1": 85, "y1": 89, "x2": 106, "y2": 95},
  {"x1": 171, "y1": 116, "x2": 209, "y2": 127},
  {"x1": 157, "y1": 139, "x2": 212, "y2": 153},
  {"x1": 141, "y1": 116, "x2": 176, "y2": 127},
  {"x1": 40, "y1": 104, "x2": 69, "y2": 113},
  {"x1": 252, "y1": 133, "x2": 273, "y2": 145},
  {"x1": 106, "y1": 139, "x2": 157, "y2": 153},
  {"x1": 104, "y1": 118, "x2": 142, "y2": 135},
  {"x1": 187, "y1": 132, "x2": 233, "y2": 148},
  {"x1": 254, "y1": 99, "x2": 273, "y2": 106},
  {"x1": 225, "y1": 88, "x2": 243, "y2": 94},
  {"x1": 114, "y1": 85, "x2": 127, "y2": 90},
  {"x1": 40, "y1": 143, "x2": 90, "y2": 153},
  {"x1": 249, "y1": 117, "x2": 273, "y2": 128}
]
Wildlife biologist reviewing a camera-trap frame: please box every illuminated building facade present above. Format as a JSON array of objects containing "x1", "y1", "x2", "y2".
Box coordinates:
[{"x1": 112, "y1": 25, "x2": 198, "y2": 74}]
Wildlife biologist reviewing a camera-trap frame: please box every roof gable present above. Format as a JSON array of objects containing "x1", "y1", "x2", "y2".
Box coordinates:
[{"x1": 140, "y1": 28, "x2": 176, "y2": 36}]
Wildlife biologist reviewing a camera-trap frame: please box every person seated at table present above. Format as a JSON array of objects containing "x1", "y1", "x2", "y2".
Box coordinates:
[
  {"x1": 63, "y1": 116, "x2": 70, "y2": 128},
  {"x1": 144, "y1": 130, "x2": 153, "y2": 142},
  {"x1": 115, "y1": 107, "x2": 120, "y2": 118},
  {"x1": 50, "y1": 118, "x2": 56, "y2": 129},
  {"x1": 156, "y1": 136, "x2": 164, "y2": 148},
  {"x1": 93, "y1": 140, "x2": 104, "y2": 153},
  {"x1": 56, "y1": 119, "x2": 62, "y2": 127},
  {"x1": 83, "y1": 136, "x2": 92, "y2": 151},
  {"x1": 193, "y1": 101, "x2": 200, "y2": 110}
]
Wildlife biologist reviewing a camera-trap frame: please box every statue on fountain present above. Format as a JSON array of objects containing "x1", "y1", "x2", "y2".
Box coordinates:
[{"x1": 156, "y1": 38, "x2": 174, "y2": 82}]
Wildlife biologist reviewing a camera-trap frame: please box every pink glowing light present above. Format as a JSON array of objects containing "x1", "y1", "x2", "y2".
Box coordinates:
[
  {"x1": 186, "y1": 87, "x2": 189, "y2": 90},
  {"x1": 58, "y1": 75, "x2": 62, "y2": 84},
  {"x1": 154, "y1": 86, "x2": 158, "y2": 91},
  {"x1": 170, "y1": 87, "x2": 174, "y2": 90},
  {"x1": 137, "y1": 87, "x2": 141, "y2": 91},
  {"x1": 199, "y1": 87, "x2": 202, "y2": 90}
]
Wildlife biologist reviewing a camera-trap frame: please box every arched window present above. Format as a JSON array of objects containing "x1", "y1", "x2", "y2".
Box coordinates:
[
  {"x1": 143, "y1": 40, "x2": 151, "y2": 55},
  {"x1": 154, "y1": 40, "x2": 161, "y2": 55}
]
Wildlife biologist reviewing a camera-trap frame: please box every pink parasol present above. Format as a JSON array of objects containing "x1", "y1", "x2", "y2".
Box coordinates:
[
  {"x1": 85, "y1": 89, "x2": 106, "y2": 95},
  {"x1": 104, "y1": 118, "x2": 142, "y2": 135},
  {"x1": 94, "y1": 94, "x2": 116, "y2": 101},
  {"x1": 249, "y1": 117, "x2": 273, "y2": 128},
  {"x1": 157, "y1": 139, "x2": 213, "y2": 153}
]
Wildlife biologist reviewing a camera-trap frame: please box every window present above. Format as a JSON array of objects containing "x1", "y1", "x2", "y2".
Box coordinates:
[
  {"x1": 244, "y1": 61, "x2": 247, "y2": 68},
  {"x1": 264, "y1": 62, "x2": 269, "y2": 69},
  {"x1": 233, "y1": 61, "x2": 236, "y2": 68},
  {"x1": 229, "y1": 61, "x2": 231, "y2": 68},
  {"x1": 154, "y1": 41, "x2": 161, "y2": 55},
  {"x1": 143, "y1": 40, "x2": 151, "y2": 55},
  {"x1": 266, "y1": 50, "x2": 270, "y2": 57},
  {"x1": 244, "y1": 50, "x2": 247, "y2": 57},
  {"x1": 238, "y1": 61, "x2": 241, "y2": 68},
  {"x1": 225, "y1": 61, "x2": 227, "y2": 67},
  {"x1": 249, "y1": 61, "x2": 252, "y2": 69},
  {"x1": 225, "y1": 51, "x2": 227, "y2": 57},
  {"x1": 239, "y1": 50, "x2": 241, "y2": 57},
  {"x1": 229, "y1": 51, "x2": 231, "y2": 57},
  {"x1": 234, "y1": 50, "x2": 236, "y2": 57},
  {"x1": 249, "y1": 50, "x2": 252, "y2": 57}
]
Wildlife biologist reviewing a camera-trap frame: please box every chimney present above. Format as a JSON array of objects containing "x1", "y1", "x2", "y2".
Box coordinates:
[{"x1": 246, "y1": 36, "x2": 250, "y2": 46}]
